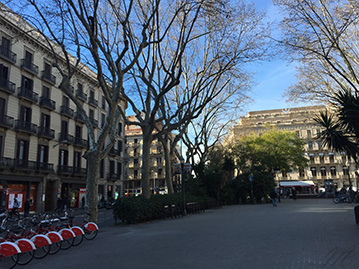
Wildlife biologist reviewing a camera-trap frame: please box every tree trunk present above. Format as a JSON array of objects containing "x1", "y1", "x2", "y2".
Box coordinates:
[
  {"x1": 164, "y1": 137, "x2": 174, "y2": 194},
  {"x1": 85, "y1": 152, "x2": 100, "y2": 222},
  {"x1": 141, "y1": 130, "x2": 152, "y2": 199}
]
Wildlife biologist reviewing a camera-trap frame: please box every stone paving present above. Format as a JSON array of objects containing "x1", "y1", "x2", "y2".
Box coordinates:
[{"x1": 25, "y1": 199, "x2": 359, "y2": 269}]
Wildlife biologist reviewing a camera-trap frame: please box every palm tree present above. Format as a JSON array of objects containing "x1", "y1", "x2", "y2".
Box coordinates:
[{"x1": 314, "y1": 89, "x2": 359, "y2": 188}]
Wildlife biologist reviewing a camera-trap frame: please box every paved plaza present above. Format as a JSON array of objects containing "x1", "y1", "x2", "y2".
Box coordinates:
[{"x1": 26, "y1": 199, "x2": 359, "y2": 269}]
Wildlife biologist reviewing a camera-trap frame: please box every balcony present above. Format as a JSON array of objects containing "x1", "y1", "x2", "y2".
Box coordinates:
[
  {"x1": 0, "y1": 157, "x2": 14, "y2": 168},
  {"x1": 74, "y1": 137, "x2": 87, "y2": 148},
  {"x1": 76, "y1": 90, "x2": 87, "y2": 102},
  {"x1": 18, "y1": 87, "x2": 39, "y2": 103},
  {"x1": 60, "y1": 105, "x2": 74, "y2": 118},
  {"x1": 73, "y1": 167, "x2": 87, "y2": 176},
  {"x1": 90, "y1": 117, "x2": 98, "y2": 127},
  {"x1": 38, "y1": 126, "x2": 55, "y2": 139},
  {"x1": 0, "y1": 45, "x2": 16, "y2": 63},
  {"x1": 58, "y1": 132, "x2": 74, "y2": 144},
  {"x1": 39, "y1": 96, "x2": 56, "y2": 110},
  {"x1": 0, "y1": 77, "x2": 15, "y2": 94},
  {"x1": 57, "y1": 165, "x2": 73, "y2": 176},
  {"x1": 74, "y1": 112, "x2": 85, "y2": 123},
  {"x1": 14, "y1": 120, "x2": 38, "y2": 135},
  {"x1": 37, "y1": 162, "x2": 54, "y2": 172},
  {"x1": 88, "y1": 96, "x2": 98, "y2": 107},
  {"x1": 109, "y1": 148, "x2": 119, "y2": 157},
  {"x1": 41, "y1": 71, "x2": 56, "y2": 85},
  {"x1": 107, "y1": 172, "x2": 120, "y2": 181},
  {"x1": 0, "y1": 114, "x2": 14, "y2": 129},
  {"x1": 14, "y1": 159, "x2": 38, "y2": 171},
  {"x1": 20, "y1": 59, "x2": 39, "y2": 75}
]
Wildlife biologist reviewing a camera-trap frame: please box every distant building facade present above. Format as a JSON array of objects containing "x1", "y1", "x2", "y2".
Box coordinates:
[
  {"x1": 224, "y1": 105, "x2": 357, "y2": 191},
  {"x1": 124, "y1": 115, "x2": 168, "y2": 196},
  {"x1": 0, "y1": 7, "x2": 126, "y2": 212}
]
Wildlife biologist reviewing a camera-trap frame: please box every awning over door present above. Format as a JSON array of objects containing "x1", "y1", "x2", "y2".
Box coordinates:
[{"x1": 279, "y1": 180, "x2": 315, "y2": 187}]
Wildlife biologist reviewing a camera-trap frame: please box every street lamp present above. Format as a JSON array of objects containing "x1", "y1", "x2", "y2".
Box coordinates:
[{"x1": 181, "y1": 157, "x2": 186, "y2": 215}]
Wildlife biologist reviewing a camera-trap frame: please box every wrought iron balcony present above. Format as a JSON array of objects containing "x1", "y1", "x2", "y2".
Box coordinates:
[
  {"x1": 0, "y1": 45, "x2": 16, "y2": 63},
  {"x1": 58, "y1": 132, "x2": 74, "y2": 144},
  {"x1": 41, "y1": 70, "x2": 56, "y2": 85},
  {"x1": 39, "y1": 96, "x2": 56, "y2": 110},
  {"x1": 90, "y1": 117, "x2": 98, "y2": 127},
  {"x1": 73, "y1": 167, "x2": 87, "y2": 176},
  {"x1": 0, "y1": 77, "x2": 15, "y2": 94},
  {"x1": 107, "y1": 172, "x2": 120, "y2": 181},
  {"x1": 14, "y1": 159, "x2": 38, "y2": 171},
  {"x1": 109, "y1": 148, "x2": 119, "y2": 156},
  {"x1": 0, "y1": 114, "x2": 14, "y2": 129},
  {"x1": 74, "y1": 137, "x2": 87, "y2": 148},
  {"x1": 60, "y1": 105, "x2": 74, "y2": 118},
  {"x1": 88, "y1": 96, "x2": 98, "y2": 107},
  {"x1": 38, "y1": 126, "x2": 55, "y2": 139},
  {"x1": 37, "y1": 162, "x2": 54, "y2": 172},
  {"x1": 20, "y1": 59, "x2": 39, "y2": 75},
  {"x1": 76, "y1": 90, "x2": 87, "y2": 102},
  {"x1": 57, "y1": 165, "x2": 73, "y2": 176},
  {"x1": 74, "y1": 112, "x2": 85, "y2": 123},
  {"x1": 18, "y1": 87, "x2": 39, "y2": 103},
  {"x1": 14, "y1": 120, "x2": 38, "y2": 135}
]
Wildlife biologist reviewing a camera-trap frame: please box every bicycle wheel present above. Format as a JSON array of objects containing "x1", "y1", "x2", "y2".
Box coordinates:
[
  {"x1": 0, "y1": 254, "x2": 18, "y2": 269},
  {"x1": 17, "y1": 250, "x2": 34, "y2": 265},
  {"x1": 84, "y1": 229, "x2": 98, "y2": 240},
  {"x1": 346, "y1": 197, "x2": 354, "y2": 203},
  {"x1": 33, "y1": 245, "x2": 50, "y2": 259},
  {"x1": 72, "y1": 234, "x2": 84, "y2": 246},
  {"x1": 333, "y1": 197, "x2": 340, "y2": 204},
  {"x1": 60, "y1": 237, "x2": 74, "y2": 250},
  {"x1": 49, "y1": 241, "x2": 62, "y2": 255}
]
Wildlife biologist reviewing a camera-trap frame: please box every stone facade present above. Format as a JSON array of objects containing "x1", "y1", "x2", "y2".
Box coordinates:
[
  {"x1": 224, "y1": 105, "x2": 357, "y2": 191},
  {"x1": 0, "y1": 8, "x2": 126, "y2": 212}
]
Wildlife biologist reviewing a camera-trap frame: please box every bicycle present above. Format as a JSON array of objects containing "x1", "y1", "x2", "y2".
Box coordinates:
[
  {"x1": 0, "y1": 241, "x2": 21, "y2": 269},
  {"x1": 63, "y1": 211, "x2": 99, "y2": 241}
]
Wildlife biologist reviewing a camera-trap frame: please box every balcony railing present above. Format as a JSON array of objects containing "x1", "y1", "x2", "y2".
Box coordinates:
[
  {"x1": 90, "y1": 118, "x2": 98, "y2": 127},
  {"x1": 74, "y1": 112, "x2": 85, "y2": 123},
  {"x1": 37, "y1": 162, "x2": 54, "y2": 172},
  {"x1": 20, "y1": 59, "x2": 39, "y2": 75},
  {"x1": 109, "y1": 148, "x2": 119, "y2": 156},
  {"x1": 0, "y1": 45, "x2": 16, "y2": 63},
  {"x1": 0, "y1": 77, "x2": 15, "y2": 94},
  {"x1": 76, "y1": 90, "x2": 87, "y2": 102},
  {"x1": 57, "y1": 165, "x2": 73, "y2": 175},
  {"x1": 39, "y1": 96, "x2": 56, "y2": 110},
  {"x1": 38, "y1": 126, "x2": 55, "y2": 139},
  {"x1": 73, "y1": 167, "x2": 87, "y2": 176},
  {"x1": 60, "y1": 105, "x2": 74, "y2": 118},
  {"x1": 14, "y1": 120, "x2": 38, "y2": 135},
  {"x1": 18, "y1": 87, "x2": 39, "y2": 103},
  {"x1": 88, "y1": 97, "x2": 98, "y2": 107},
  {"x1": 107, "y1": 173, "x2": 120, "y2": 181},
  {"x1": 14, "y1": 159, "x2": 38, "y2": 171},
  {"x1": 41, "y1": 71, "x2": 56, "y2": 85},
  {"x1": 74, "y1": 137, "x2": 87, "y2": 148},
  {"x1": 0, "y1": 114, "x2": 14, "y2": 129},
  {"x1": 58, "y1": 133, "x2": 74, "y2": 144}
]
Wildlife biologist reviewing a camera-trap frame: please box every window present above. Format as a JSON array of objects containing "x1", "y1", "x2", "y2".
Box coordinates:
[
  {"x1": 44, "y1": 62, "x2": 51, "y2": 75},
  {"x1": 316, "y1": 129, "x2": 321, "y2": 137},
  {"x1": 21, "y1": 75, "x2": 33, "y2": 91},
  {"x1": 307, "y1": 130, "x2": 311, "y2": 138},
  {"x1": 0, "y1": 63, "x2": 9, "y2": 81},
  {"x1": 37, "y1": 145, "x2": 49, "y2": 169},
  {"x1": 320, "y1": 167, "x2": 326, "y2": 177},
  {"x1": 101, "y1": 96, "x2": 106, "y2": 109},
  {"x1": 17, "y1": 139, "x2": 29, "y2": 166},
  {"x1": 75, "y1": 125, "x2": 82, "y2": 138},
  {"x1": 299, "y1": 168, "x2": 305, "y2": 177},
  {"x1": 329, "y1": 154, "x2": 335, "y2": 163},
  {"x1": 281, "y1": 171, "x2": 287, "y2": 177},
  {"x1": 42, "y1": 86, "x2": 50, "y2": 98},
  {"x1": 158, "y1": 168, "x2": 163, "y2": 176},
  {"x1": 117, "y1": 162, "x2": 122, "y2": 177},
  {"x1": 134, "y1": 170, "x2": 138, "y2": 178},
  {"x1": 89, "y1": 90, "x2": 95, "y2": 100},
  {"x1": 310, "y1": 156, "x2": 315, "y2": 163},
  {"x1": 24, "y1": 51, "x2": 33, "y2": 64},
  {"x1": 134, "y1": 139, "x2": 138, "y2": 144},
  {"x1": 133, "y1": 148, "x2": 137, "y2": 156},
  {"x1": 62, "y1": 96, "x2": 69, "y2": 107},
  {"x1": 157, "y1": 157, "x2": 162, "y2": 165},
  {"x1": 330, "y1": 166, "x2": 336, "y2": 176},
  {"x1": 59, "y1": 149, "x2": 68, "y2": 166},
  {"x1": 61, "y1": 120, "x2": 68, "y2": 134},
  {"x1": 310, "y1": 167, "x2": 317, "y2": 177},
  {"x1": 101, "y1": 113, "x2": 105, "y2": 127},
  {"x1": 89, "y1": 109, "x2": 94, "y2": 120},
  {"x1": 78, "y1": 83, "x2": 83, "y2": 93},
  {"x1": 110, "y1": 160, "x2": 115, "y2": 175},
  {"x1": 308, "y1": 141, "x2": 313, "y2": 149},
  {"x1": 296, "y1": 130, "x2": 300, "y2": 137},
  {"x1": 1, "y1": 37, "x2": 10, "y2": 53},
  {"x1": 319, "y1": 155, "x2": 324, "y2": 163},
  {"x1": 0, "y1": 134, "x2": 3, "y2": 158},
  {"x1": 134, "y1": 159, "x2": 138, "y2": 166},
  {"x1": 40, "y1": 113, "x2": 50, "y2": 128},
  {"x1": 100, "y1": 159, "x2": 104, "y2": 178},
  {"x1": 74, "y1": 151, "x2": 81, "y2": 168},
  {"x1": 343, "y1": 166, "x2": 349, "y2": 176},
  {"x1": 118, "y1": 122, "x2": 122, "y2": 136},
  {"x1": 118, "y1": 140, "x2": 122, "y2": 153},
  {"x1": 0, "y1": 97, "x2": 6, "y2": 116},
  {"x1": 317, "y1": 141, "x2": 322, "y2": 149},
  {"x1": 19, "y1": 105, "x2": 32, "y2": 123}
]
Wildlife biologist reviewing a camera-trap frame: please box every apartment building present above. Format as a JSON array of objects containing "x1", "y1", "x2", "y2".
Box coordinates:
[
  {"x1": 0, "y1": 8, "x2": 126, "y2": 212},
  {"x1": 224, "y1": 105, "x2": 357, "y2": 191},
  {"x1": 124, "y1": 115, "x2": 167, "y2": 196}
]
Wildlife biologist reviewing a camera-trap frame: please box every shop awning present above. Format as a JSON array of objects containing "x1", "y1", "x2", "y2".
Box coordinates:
[{"x1": 279, "y1": 180, "x2": 315, "y2": 187}]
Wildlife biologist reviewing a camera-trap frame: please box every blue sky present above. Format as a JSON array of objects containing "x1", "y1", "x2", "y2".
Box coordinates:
[{"x1": 242, "y1": 0, "x2": 311, "y2": 115}]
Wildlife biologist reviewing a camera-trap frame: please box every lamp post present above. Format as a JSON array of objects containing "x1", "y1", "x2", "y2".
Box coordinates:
[{"x1": 181, "y1": 157, "x2": 186, "y2": 215}]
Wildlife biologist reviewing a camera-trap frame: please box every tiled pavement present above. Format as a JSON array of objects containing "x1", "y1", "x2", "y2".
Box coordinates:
[{"x1": 25, "y1": 199, "x2": 359, "y2": 269}]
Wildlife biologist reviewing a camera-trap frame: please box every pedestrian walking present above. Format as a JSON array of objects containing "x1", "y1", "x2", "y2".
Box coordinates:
[
  {"x1": 57, "y1": 197, "x2": 63, "y2": 214},
  {"x1": 292, "y1": 188, "x2": 297, "y2": 200},
  {"x1": 269, "y1": 190, "x2": 278, "y2": 207},
  {"x1": 10, "y1": 197, "x2": 20, "y2": 218},
  {"x1": 81, "y1": 196, "x2": 85, "y2": 209}
]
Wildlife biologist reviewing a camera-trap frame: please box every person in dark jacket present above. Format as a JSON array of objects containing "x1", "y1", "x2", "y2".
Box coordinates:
[{"x1": 269, "y1": 190, "x2": 278, "y2": 207}]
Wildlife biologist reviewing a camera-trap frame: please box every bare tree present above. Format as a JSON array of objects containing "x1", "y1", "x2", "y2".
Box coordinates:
[{"x1": 274, "y1": 0, "x2": 359, "y2": 102}]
